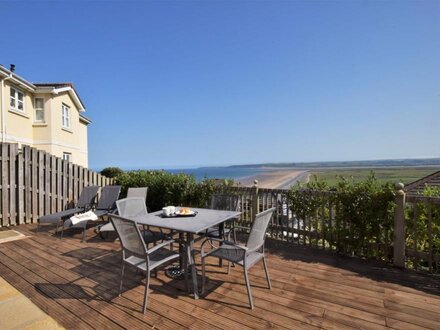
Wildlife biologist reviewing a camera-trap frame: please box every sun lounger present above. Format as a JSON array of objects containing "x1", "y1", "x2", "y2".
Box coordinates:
[
  {"x1": 62, "y1": 185, "x2": 121, "y2": 241},
  {"x1": 37, "y1": 186, "x2": 100, "y2": 233}
]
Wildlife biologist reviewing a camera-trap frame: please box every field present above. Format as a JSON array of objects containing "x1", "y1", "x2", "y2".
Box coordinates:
[{"x1": 310, "y1": 167, "x2": 440, "y2": 186}]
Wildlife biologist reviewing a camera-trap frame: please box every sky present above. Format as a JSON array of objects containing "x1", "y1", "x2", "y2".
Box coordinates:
[{"x1": 1, "y1": 0, "x2": 439, "y2": 170}]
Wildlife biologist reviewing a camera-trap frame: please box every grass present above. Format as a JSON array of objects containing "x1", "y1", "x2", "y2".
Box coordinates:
[{"x1": 310, "y1": 167, "x2": 440, "y2": 186}]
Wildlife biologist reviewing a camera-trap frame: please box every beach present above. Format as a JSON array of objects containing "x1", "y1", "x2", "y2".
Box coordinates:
[{"x1": 237, "y1": 169, "x2": 308, "y2": 189}]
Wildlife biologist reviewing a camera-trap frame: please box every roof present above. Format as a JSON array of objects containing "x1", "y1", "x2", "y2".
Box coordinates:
[
  {"x1": 79, "y1": 113, "x2": 92, "y2": 125},
  {"x1": 34, "y1": 82, "x2": 75, "y2": 88},
  {"x1": 405, "y1": 170, "x2": 440, "y2": 195},
  {"x1": 0, "y1": 65, "x2": 86, "y2": 111},
  {"x1": 34, "y1": 82, "x2": 86, "y2": 110}
]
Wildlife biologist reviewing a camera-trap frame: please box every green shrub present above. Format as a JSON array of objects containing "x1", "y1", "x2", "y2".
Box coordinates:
[
  {"x1": 100, "y1": 167, "x2": 124, "y2": 178},
  {"x1": 115, "y1": 170, "x2": 216, "y2": 211},
  {"x1": 405, "y1": 184, "x2": 440, "y2": 271},
  {"x1": 286, "y1": 173, "x2": 395, "y2": 258}
]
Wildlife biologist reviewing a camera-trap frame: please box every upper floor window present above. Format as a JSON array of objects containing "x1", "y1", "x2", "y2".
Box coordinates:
[
  {"x1": 10, "y1": 87, "x2": 25, "y2": 112},
  {"x1": 34, "y1": 98, "x2": 45, "y2": 122},
  {"x1": 61, "y1": 104, "x2": 70, "y2": 129}
]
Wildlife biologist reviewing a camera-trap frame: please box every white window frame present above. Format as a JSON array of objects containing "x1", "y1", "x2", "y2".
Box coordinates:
[
  {"x1": 10, "y1": 87, "x2": 25, "y2": 112},
  {"x1": 34, "y1": 97, "x2": 45, "y2": 123},
  {"x1": 62, "y1": 152, "x2": 71, "y2": 162},
  {"x1": 61, "y1": 103, "x2": 71, "y2": 129}
]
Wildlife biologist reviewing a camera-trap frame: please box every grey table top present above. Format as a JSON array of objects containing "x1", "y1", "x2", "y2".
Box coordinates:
[{"x1": 132, "y1": 207, "x2": 241, "y2": 234}]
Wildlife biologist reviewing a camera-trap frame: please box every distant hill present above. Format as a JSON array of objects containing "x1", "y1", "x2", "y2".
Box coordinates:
[{"x1": 226, "y1": 158, "x2": 440, "y2": 169}]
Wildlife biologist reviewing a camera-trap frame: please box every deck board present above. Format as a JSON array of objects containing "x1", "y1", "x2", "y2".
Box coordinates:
[{"x1": 0, "y1": 224, "x2": 439, "y2": 329}]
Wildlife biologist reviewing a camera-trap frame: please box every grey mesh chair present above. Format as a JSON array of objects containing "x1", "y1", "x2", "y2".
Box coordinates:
[
  {"x1": 203, "y1": 194, "x2": 240, "y2": 242},
  {"x1": 98, "y1": 187, "x2": 148, "y2": 238},
  {"x1": 62, "y1": 185, "x2": 121, "y2": 241},
  {"x1": 109, "y1": 214, "x2": 179, "y2": 314},
  {"x1": 116, "y1": 197, "x2": 168, "y2": 245},
  {"x1": 126, "y1": 187, "x2": 148, "y2": 199},
  {"x1": 201, "y1": 207, "x2": 276, "y2": 309},
  {"x1": 37, "y1": 186, "x2": 100, "y2": 233}
]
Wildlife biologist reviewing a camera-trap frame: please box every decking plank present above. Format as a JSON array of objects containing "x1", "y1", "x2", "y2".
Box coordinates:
[{"x1": 0, "y1": 224, "x2": 438, "y2": 330}]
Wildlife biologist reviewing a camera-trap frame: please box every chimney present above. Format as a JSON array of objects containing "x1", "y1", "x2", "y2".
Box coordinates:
[{"x1": 10, "y1": 64, "x2": 15, "y2": 73}]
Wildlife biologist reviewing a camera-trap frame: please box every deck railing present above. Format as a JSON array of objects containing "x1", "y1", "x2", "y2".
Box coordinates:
[
  {"x1": 219, "y1": 182, "x2": 440, "y2": 274},
  {"x1": 404, "y1": 194, "x2": 440, "y2": 273},
  {"x1": 0, "y1": 143, "x2": 112, "y2": 227}
]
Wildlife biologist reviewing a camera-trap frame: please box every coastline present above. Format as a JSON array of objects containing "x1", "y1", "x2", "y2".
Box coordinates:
[{"x1": 237, "y1": 169, "x2": 309, "y2": 189}]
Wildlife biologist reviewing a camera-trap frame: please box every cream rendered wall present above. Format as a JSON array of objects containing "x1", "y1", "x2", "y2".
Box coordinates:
[
  {"x1": 78, "y1": 121, "x2": 89, "y2": 166},
  {"x1": 0, "y1": 79, "x2": 89, "y2": 167},
  {"x1": 47, "y1": 92, "x2": 88, "y2": 167},
  {"x1": 4, "y1": 81, "x2": 34, "y2": 146}
]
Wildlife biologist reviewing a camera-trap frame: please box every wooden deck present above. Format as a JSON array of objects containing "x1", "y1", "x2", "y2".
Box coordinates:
[{"x1": 1, "y1": 225, "x2": 440, "y2": 329}]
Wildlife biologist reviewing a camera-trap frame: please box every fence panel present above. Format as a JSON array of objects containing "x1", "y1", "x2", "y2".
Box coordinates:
[{"x1": 0, "y1": 143, "x2": 112, "y2": 227}]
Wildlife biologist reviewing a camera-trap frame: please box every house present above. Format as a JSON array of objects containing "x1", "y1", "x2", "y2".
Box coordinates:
[{"x1": 0, "y1": 64, "x2": 91, "y2": 167}]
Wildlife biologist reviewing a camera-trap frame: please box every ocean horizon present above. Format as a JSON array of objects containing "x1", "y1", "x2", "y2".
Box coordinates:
[{"x1": 166, "y1": 167, "x2": 272, "y2": 181}]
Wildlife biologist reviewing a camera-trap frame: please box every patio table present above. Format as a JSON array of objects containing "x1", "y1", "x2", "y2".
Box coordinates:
[{"x1": 132, "y1": 207, "x2": 241, "y2": 299}]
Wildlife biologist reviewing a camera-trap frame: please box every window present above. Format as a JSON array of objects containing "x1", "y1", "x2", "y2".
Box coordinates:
[
  {"x1": 34, "y1": 98, "x2": 45, "y2": 122},
  {"x1": 61, "y1": 104, "x2": 70, "y2": 128},
  {"x1": 62, "y1": 152, "x2": 71, "y2": 162},
  {"x1": 10, "y1": 87, "x2": 25, "y2": 112}
]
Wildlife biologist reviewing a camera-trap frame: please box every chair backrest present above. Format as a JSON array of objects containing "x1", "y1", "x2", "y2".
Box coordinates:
[
  {"x1": 77, "y1": 186, "x2": 100, "y2": 208},
  {"x1": 210, "y1": 194, "x2": 240, "y2": 211},
  {"x1": 109, "y1": 214, "x2": 146, "y2": 257},
  {"x1": 127, "y1": 187, "x2": 148, "y2": 200},
  {"x1": 116, "y1": 197, "x2": 148, "y2": 218},
  {"x1": 246, "y1": 207, "x2": 276, "y2": 251},
  {"x1": 97, "y1": 185, "x2": 122, "y2": 210}
]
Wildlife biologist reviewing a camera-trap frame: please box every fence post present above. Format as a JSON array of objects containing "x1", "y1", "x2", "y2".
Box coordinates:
[
  {"x1": 252, "y1": 180, "x2": 259, "y2": 221},
  {"x1": 393, "y1": 182, "x2": 406, "y2": 268}
]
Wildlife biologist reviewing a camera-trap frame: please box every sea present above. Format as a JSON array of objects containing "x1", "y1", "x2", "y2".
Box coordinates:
[{"x1": 166, "y1": 167, "x2": 270, "y2": 182}]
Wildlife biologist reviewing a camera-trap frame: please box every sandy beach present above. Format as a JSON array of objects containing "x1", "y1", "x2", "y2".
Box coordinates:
[{"x1": 237, "y1": 169, "x2": 308, "y2": 189}]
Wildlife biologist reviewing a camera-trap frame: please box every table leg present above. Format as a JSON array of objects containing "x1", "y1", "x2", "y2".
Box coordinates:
[
  {"x1": 218, "y1": 222, "x2": 224, "y2": 267},
  {"x1": 165, "y1": 232, "x2": 187, "y2": 280},
  {"x1": 186, "y1": 233, "x2": 199, "y2": 299},
  {"x1": 179, "y1": 232, "x2": 185, "y2": 268}
]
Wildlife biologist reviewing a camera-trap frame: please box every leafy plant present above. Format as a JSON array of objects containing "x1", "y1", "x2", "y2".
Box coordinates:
[
  {"x1": 405, "y1": 184, "x2": 440, "y2": 271},
  {"x1": 100, "y1": 167, "x2": 124, "y2": 178},
  {"x1": 286, "y1": 173, "x2": 395, "y2": 260},
  {"x1": 115, "y1": 170, "x2": 217, "y2": 211}
]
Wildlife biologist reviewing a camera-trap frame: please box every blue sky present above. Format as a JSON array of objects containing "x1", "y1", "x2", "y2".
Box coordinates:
[{"x1": 1, "y1": 0, "x2": 439, "y2": 169}]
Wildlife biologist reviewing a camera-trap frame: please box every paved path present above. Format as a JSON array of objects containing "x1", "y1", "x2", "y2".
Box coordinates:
[{"x1": 0, "y1": 276, "x2": 63, "y2": 329}]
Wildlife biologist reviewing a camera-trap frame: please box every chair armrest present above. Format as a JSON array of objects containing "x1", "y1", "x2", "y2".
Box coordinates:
[
  {"x1": 200, "y1": 237, "x2": 247, "y2": 257},
  {"x1": 146, "y1": 239, "x2": 175, "y2": 255},
  {"x1": 244, "y1": 244, "x2": 264, "y2": 254}
]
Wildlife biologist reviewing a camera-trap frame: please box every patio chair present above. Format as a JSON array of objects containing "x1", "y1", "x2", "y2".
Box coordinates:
[
  {"x1": 109, "y1": 214, "x2": 179, "y2": 314},
  {"x1": 37, "y1": 186, "x2": 100, "y2": 233},
  {"x1": 98, "y1": 187, "x2": 148, "y2": 239},
  {"x1": 62, "y1": 185, "x2": 122, "y2": 242},
  {"x1": 201, "y1": 207, "x2": 276, "y2": 309},
  {"x1": 203, "y1": 194, "x2": 240, "y2": 242},
  {"x1": 126, "y1": 187, "x2": 148, "y2": 199},
  {"x1": 116, "y1": 197, "x2": 168, "y2": 245}
]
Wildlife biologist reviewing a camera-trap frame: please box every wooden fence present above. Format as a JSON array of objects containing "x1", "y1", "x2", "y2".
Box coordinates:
[
  {"x1": 0, "y1": 143, "x2": 112, "y2": 227},
  {"x1": 221, "y1": 182, "x2": 440, "y2": 274}
]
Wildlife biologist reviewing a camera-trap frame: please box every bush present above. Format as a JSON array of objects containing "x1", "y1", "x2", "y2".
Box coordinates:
[
  {"x1": 405, "y1": 185, "x2": 440, "y2": 271},
  {"x1": 115, "y1": 170, "x2": 217, "y2": 211},
  {"x1": 100, "y1": 167, "x2": 124, "y2": 178},
  {"x1": 286, "y1": 173, "x2": 395, "y2": 258}
]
